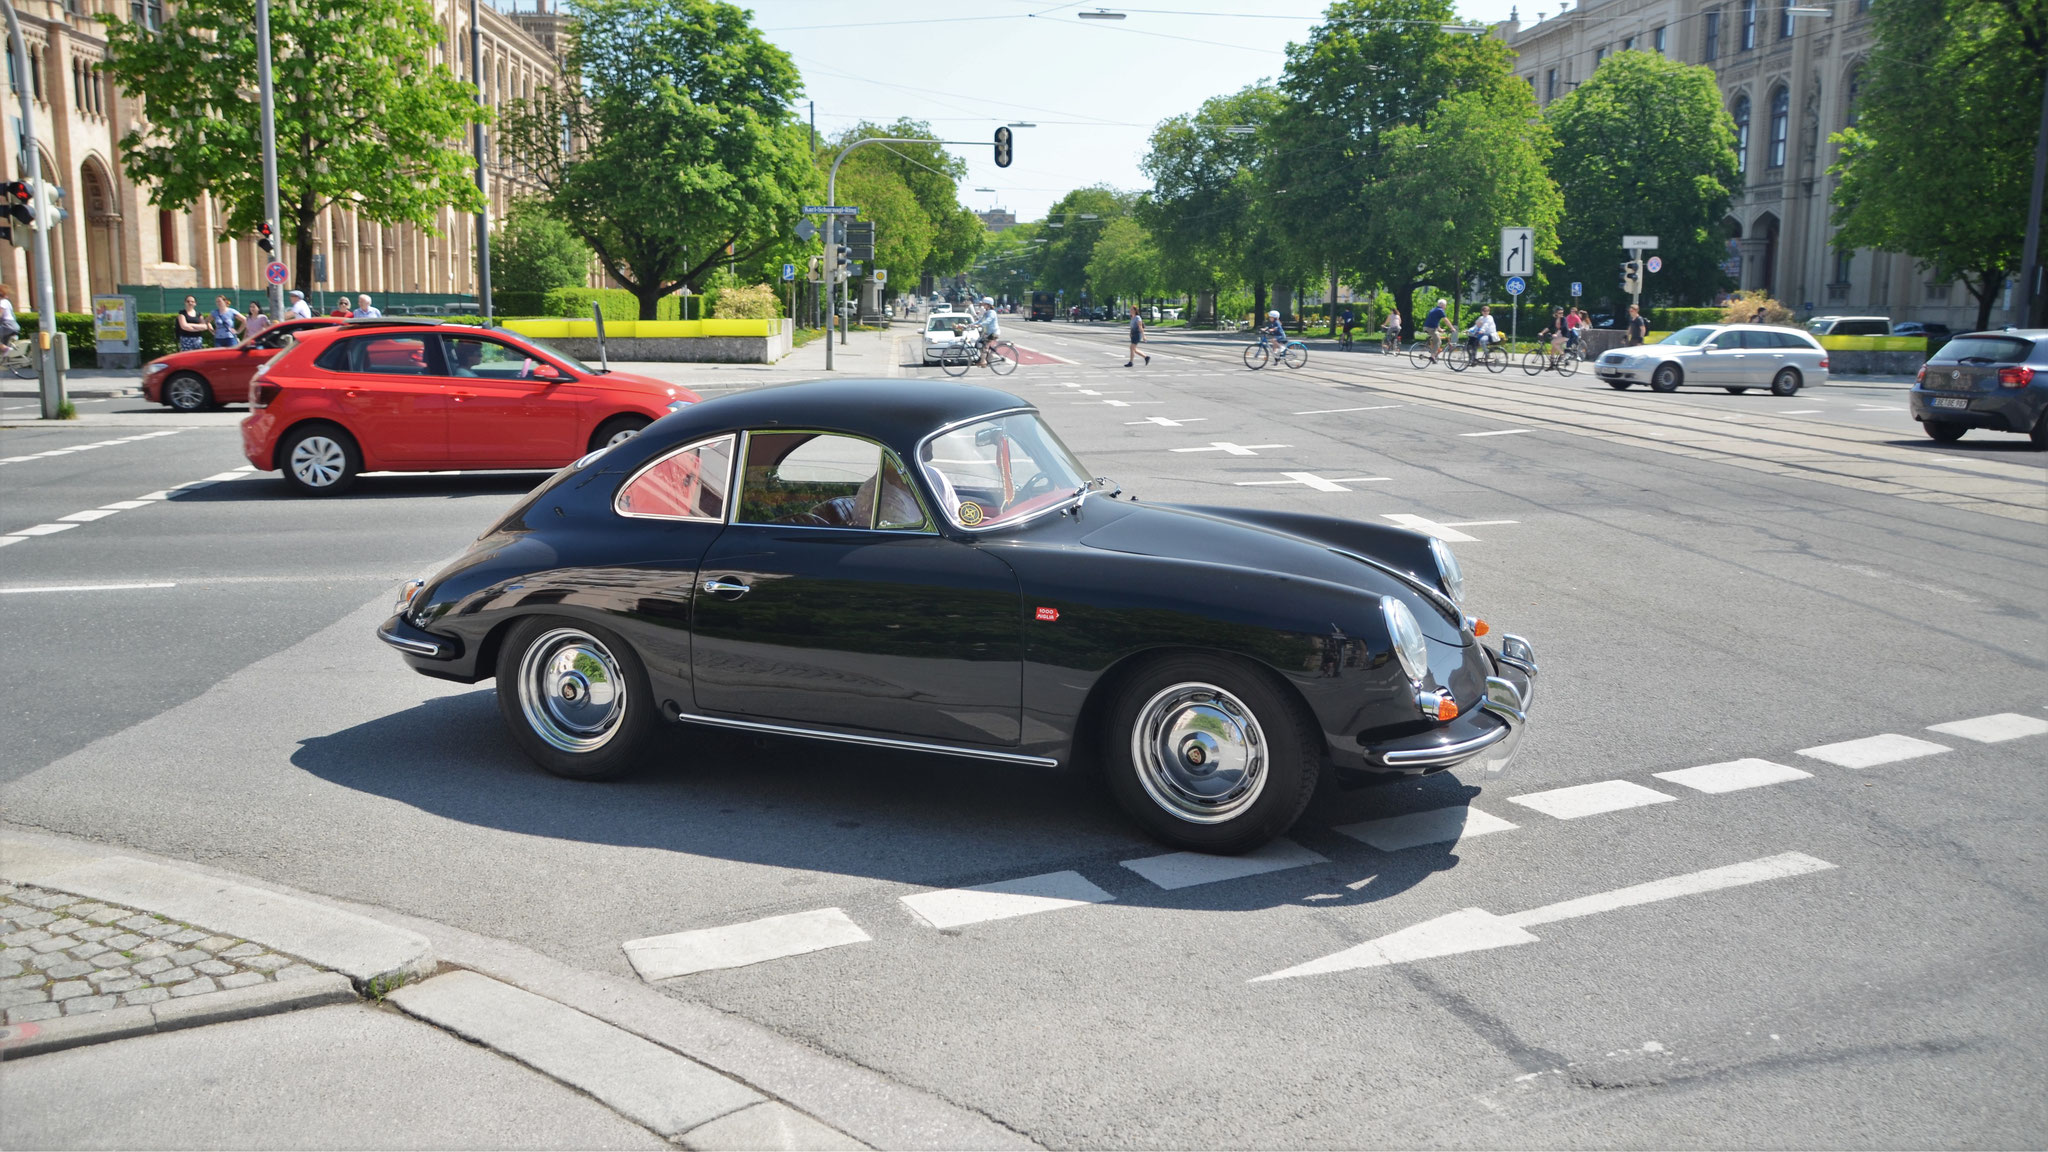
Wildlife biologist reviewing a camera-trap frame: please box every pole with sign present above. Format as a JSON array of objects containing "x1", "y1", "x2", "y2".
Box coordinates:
[
  {"x1": 1505, "y1": 274, "x2": 1525, "y2": 350},
  {"x1": 1621, "y1": 235, "x2": 1657, "y2": 318}
]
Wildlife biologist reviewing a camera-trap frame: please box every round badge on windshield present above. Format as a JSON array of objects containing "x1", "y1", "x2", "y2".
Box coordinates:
[{"x1": 958, "y1": 501, "x2": 985, "y2": 526}]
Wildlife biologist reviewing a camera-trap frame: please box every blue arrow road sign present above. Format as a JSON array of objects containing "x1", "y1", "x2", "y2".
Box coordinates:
[
  {"x1": 1570, "y1": 281, "x2": 1583, "y2": 297},
  {"x1": 781, "y1": 263, "x2": 795, "y2": 281},
  {"x1": 1505, "y1": 275, "x2": 1526, "y2": 296}
]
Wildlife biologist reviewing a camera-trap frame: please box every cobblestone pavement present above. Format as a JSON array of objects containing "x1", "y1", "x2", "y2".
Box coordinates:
[{"x1": 0, "y1": 882, "x2": 330, "y2": 1025}]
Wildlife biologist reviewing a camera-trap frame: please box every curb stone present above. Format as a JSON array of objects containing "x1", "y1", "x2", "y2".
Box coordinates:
[{"x1": 0, "y1": 972, "x2": 354, "y2": 1059}]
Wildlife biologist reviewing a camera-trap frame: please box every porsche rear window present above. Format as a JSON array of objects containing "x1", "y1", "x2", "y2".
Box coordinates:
[{"x1": 615, "y1": 435, "x2": 733, "y2": 521}]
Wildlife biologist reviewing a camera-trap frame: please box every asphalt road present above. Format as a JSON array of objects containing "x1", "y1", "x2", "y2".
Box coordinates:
[{"x1": 4, "y1": 330, "x2": 2044, "y2": 1147}]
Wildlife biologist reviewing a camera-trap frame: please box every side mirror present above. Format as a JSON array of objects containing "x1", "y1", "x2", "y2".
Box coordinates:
[{"x1": 531, "y1": 363, "x2": 568, "y2": 382}]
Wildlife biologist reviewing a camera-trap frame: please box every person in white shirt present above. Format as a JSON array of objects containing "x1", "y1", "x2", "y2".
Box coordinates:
[
  {"x1": 1465, "y1": 305, "x2": 1498, "y2": 354},
  {"x1": 0, "y1": 284, "x2": 17, "y2": 347},
  {"x1": 288, "y1": 290, "x2": 313, "y2": 319},
  {"x1": 355, "y1": 294, "x2": 381, "y2": 318},
  {"x1": 976, "y1": 296, "x2": 1000, "y2": 366}
]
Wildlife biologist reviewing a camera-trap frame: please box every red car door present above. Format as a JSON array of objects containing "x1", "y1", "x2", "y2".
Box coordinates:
[
  {"x1": 316, "y1": 332, "x2": 450, "y2": 464},
  {"x1": 437, "y1": 333, "x2": 583, "y2": 467},
  {"x1": 212, "y1": 320, "x2": 336, "y2": 402}
]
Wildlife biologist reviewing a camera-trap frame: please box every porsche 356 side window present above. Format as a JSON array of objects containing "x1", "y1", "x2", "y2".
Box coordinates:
[
  {"x1": 735, "y1": 432, "x2": 928, "y2": 530},
  {"x1": 615, "y1": 434, "x2": 734, "y2": 521}
]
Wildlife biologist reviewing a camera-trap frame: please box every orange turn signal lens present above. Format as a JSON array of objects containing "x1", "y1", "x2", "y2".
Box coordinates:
[
  {"x1": 1437, "y1": 698, "x2": 1459, "y2": 721},
  {"x1": 1468, "y1": 617, "x2": 1490, "y2": 637}
]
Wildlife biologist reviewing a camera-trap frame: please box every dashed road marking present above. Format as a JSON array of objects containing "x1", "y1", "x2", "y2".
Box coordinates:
[
  {"x1": 1796, "y1": 733, "x2": 1951, "y2": 769},
  {"x1": 7, "y1": 523, "x2": 78, "y2": 536},
  {"x1": 621, "y1": 908, "x2": 870, "y2": 981},
  {"x1": 57, "y1": 509, "x2": 120, "y2": 522},
  {"x1": 1294, "y1": 405, "x2": 1403, "y2": 415},
  {"x1": 1460, "y1": 429, "x2": 1533, "y2": 437},
  {"x1": 900, "y1": 871, "x2": 1113, "y2": 930},
  {"x1": 1653, "y1": 758, "x2": 1812, "y2": 794},
  {"x1": 1926, "y1": 713, "x2": 2048, "y2": 744},
  {"x1": 1125, "y1": 416, "x2": 1207, "y2": 427},
  {"x1": 1169, "y1": 441, "x2": 1290, "y2": 456},
  {"x1": 1234, "y1": 472, "x2": 1389, "y2": 492},
  {"x1": 0, "y1": 582, "x2": 178, "y2": 595},
  {"x1": 1509, "y1": 780, "x2": 1677, "y2": 820},
  {"x1": 1121, "y1": 839, "x2": 1325, "y2": 890},
  {"x1": 0, "y1": 428, "x2": 187, "y2": 467},
  {"x1": 1335, "y1": 805, "x2": 1518, "y2": 852}
]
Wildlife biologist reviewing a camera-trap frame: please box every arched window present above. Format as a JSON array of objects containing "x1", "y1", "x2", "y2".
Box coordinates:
[
  {"x1": 1732, "y1": 94, "x2": 1752, "y2": 176},
  {"x1": 1768, "y1": 85, "x2": 1789, "y2": 168}
]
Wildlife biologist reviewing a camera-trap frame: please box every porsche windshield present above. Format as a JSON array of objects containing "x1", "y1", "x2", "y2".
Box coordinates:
[{"x1": 920, "y1": 412, "x2": 1090, "y2": 531}]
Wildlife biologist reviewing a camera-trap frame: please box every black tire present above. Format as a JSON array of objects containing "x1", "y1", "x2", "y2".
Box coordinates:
[
  {"x1": 494, "y1": 615, "x2": 657, "y2": 781},
  {"x1": 589, "y1": 414, "x2": 651, "y2": 454},
  {"x1": 1102, "y1": 654, "x2": 1322, "y2": 853},
  {"x1": 941, "y1": 350, "x2": 973, "y2": 377},
  {"x1": 1447, "y1": 346, "x2": 1472, "y2": 373},
  {"x1": 1522, "y1": 349, "x2": 1547, "y2": 376},
  {"x1": 1557, "y1": 351, "x2": 1579, "y2": 377},
  {"x1": 277, "y1": 422, "x2": 361, "y2": 496},
  {"x1": 1281, "y1": 343, "x2": 1308, "y2": 369},
  {"x1": 1650, "y1": 363, "x2": 1683, "y2": 392},
  {"x1": 1770, "y1": 367, "x2": 1802, "y2": 396},
  {"x1": 1408, "y1": 341, "x2": 1434, "y2": 369},
  {"x1": 165, "y1": 372, "x2": 212, "y2": 412},
  {"x1": 1242, "y1": 343, "x2": 1268, "y2": 370},
  {"x1": 1483, "y1": 345, "x2": 1509, "y2": 373},
  {"x1": 988, "y1": 341, "x2": 1019, "y2": 376},
  {"x1": 1923, "y1": 420, "x2": 1966, "y2": 443},
  {"x1": 1724, "y1": 386, "x2": 1750, "y2": 394}
]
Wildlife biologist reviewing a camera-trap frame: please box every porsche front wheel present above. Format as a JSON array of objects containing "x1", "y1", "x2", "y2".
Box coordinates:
[
  {"x1": 1104, "y1": 655, "x2": 1321, "y2": 854},
  {"x1": 495, "y1": 616, "x2": 656, "y2": 781}
]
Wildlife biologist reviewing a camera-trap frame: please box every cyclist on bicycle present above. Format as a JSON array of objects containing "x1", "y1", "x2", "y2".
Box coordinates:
[
  {"x1": 1563, "y1": 306, "x2": 1584, "y2": 354},
  {"x1": 1423, "y1": 298, "x2": 1448, "y2": 360},
  {"x1": 1380, "y1": 306, "x2": 1402, "y2": 352},
  {"x1": 1464, "y1": 305, "x2": 1499, "y2": 355},
  {"x1": 1339, "y1": 306, "x2": 1356, "y2": 347},
  {"x1": 1541, "y1": 306, "x2": 1567, "y2": 358},
  {"x1": 0, "y1": 284, "x2": 17, "y2": 351},
  {"x1": 976, "y1": 296, "x2": 1001, "y2": 366},
  {"x1": 1261, "y1": 310, "x2": 1285, "y2": 349}
]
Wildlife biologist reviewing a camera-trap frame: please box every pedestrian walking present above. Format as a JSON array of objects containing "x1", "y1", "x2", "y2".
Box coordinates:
[
  {"x1": 244, "y1": 302, "x2": 271, "y2": 339},
  {"x1": 1125, "y1": 306, "x2": 1150, "y2": 367},
  {"x1": 0, "y1": 285, "x2": 18, "y2": 350},
  {"x1": 1626, "y1": 304, "x2": 1649, "y2": 345},
  {"x1": 355, "y1": 294, "x2": 381, "y2": 318},
  {"x1": 174, "y1": 295, "x2": 208, "y2": 352},
  {"x1": 287, "y1": 290, "x2": 313, "y2": 319},
  {"x1": 210, "y1": 295, "x2": 244, "y2": 347}
]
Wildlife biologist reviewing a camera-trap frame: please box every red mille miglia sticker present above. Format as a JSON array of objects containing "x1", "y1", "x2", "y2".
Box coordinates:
[{"x1": 1035, "y1": 606, "x2": 1060, "y2": 622}]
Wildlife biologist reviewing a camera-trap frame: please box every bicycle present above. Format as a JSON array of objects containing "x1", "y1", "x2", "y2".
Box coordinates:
[
  {"x1": 1408, "y1": 329, "x2": 1448, "y2": 368},
  {"x1": 2, "y1": 335, "x2": 33, "y2": 379},
  {"x1": 1379, "y1": 328, "x2": 1402, "y2": 356},
  {"x1": 938, "y1": 334, "x2": 1018, "y2": 377},
  {"x1": 1520, "y1": 342, "x2": 1581, "y2": 376},
  {"x1": 1242, "y1": 334, "x2": 1308, "y2": 370},
  {"x1": 1445, "y1": 336, "x2": 1508, "y2": 374}
]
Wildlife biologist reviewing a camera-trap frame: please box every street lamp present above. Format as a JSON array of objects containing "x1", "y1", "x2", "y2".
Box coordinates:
[
  {"x1": 1078, "y1": 9, "x2": 1126, "y2": 18},
  {"x1": 1224, "y1": 125, "x2": 1258, "y2": 135}
]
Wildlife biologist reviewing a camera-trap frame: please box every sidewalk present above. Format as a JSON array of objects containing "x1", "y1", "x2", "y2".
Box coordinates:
[{"x1": 0, "y1": 829, "x2": 1033, "y2": 1151}]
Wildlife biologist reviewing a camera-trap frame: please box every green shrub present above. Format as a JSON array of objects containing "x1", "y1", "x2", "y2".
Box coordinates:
[
  {"x1": 18, "y1": 312, "x2": 102, "y2": 367},
  {"x1": 1652, "y1": 307, "x2": 1722, "y2": 328},
  {"x1": 710, "y1": 283, "x2": 782, "y2": 320},
  {"x1": 491, "y1": 288, "x2": 689, "y2": 321}
]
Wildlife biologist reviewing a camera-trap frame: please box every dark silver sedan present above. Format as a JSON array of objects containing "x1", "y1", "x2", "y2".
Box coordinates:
[
  {"x1": 1595, "y1": 324, "x2": 1830, "y2": 396},
  {"x1": 1911, "y1": 329, "x2": 2048, "y2": 449}
]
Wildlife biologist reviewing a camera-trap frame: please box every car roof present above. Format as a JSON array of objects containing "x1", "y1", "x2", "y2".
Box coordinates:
[
  {"x1": 1956, "y1": 328, "x2": 2046, "y2": 338},
  {"x1": 652, "y1": 378, "x2": 1030, "y2": 455}
]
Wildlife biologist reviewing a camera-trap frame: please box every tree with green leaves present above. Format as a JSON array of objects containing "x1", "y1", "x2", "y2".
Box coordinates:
[
  {"x1": 974, "y1": 222, "x2": 1046, "y2": 305},
  {"x1": 827, "y1": 121, "x2": 984, "y2": 287},
  {"x1": 1366, "y1": 76, "x2": 1563, "y2": 332},
  {"x1": 1086, "y1": 217, "x2": 1167, "y2": 305},
  {"x1": 1830, "y1": 0, "x2": 2045, "y2": 330},
  {"x1": 499, "y1": 0, "x2": 818, "y2": 318},
  {"x1": 1139, "y1": 84, "x2": 1288, "y2": 320},
  {"x1": 1546, "y1": 51, "x2": 1739, "y2": 310},
  {"x1": 490, "y1": 202, "x2": 594, "y2": 295},
  {"x1": 1038, "y1": 187, "x2": 1134, "y2": 306},
  {"x1": 101, "y1": 0, "x2": 485, "y2": 296}
]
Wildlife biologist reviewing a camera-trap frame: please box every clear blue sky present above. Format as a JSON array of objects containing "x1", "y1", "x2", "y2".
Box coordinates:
[{"x1": 753, "y1": 0, "x2": 1524, "y2": 224}]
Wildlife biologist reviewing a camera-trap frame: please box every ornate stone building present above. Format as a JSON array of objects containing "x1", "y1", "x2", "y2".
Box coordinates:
[
  {"x1": 1504, "y1": 0, "x2": 2020, "y2": 328},
  {"x1": 0, "y1": 0, "x2": 565, "y2": 313}
]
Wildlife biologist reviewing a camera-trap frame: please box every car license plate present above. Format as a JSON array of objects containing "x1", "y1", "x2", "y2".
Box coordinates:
[{"x1": 1933, "y1": 397, "x2": 1969, "y2": 409}]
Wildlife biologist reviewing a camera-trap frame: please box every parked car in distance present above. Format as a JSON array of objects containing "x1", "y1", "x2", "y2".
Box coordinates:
[
  {"x1": 241, "y1": 318, "x2": 700, "y2": 496},
  {"x1": 1890, "y1": 320, "x2": 1954, "y2": 340},
  {"x1": 1910, "y1": 329, "x2": 2047, "y2": 449},
  {"x1": 1805, "y1": 315, "x2": 1892, "y2": 337},
  {"x1": 377, "y1": 378, "x2": 1535, "y2": 853},
  {"x1": 142, "y1": 318, "x2": 342, "y2": 411},
  {"x1": 1594, "y1": 323, "x2": 1829, "y2": 395},
  {"x1": 921, "y1": 311, "x2": 977, "y2": 364}
]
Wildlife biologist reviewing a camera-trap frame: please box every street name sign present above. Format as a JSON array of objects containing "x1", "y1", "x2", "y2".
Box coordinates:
[
  {"x1": 802, "y1": 206, "x2": 860, "y2": 216},
  {"x1": 1500, "y1": 226, "x2": 1532, "y2": 277},
  {"x1": 1621, "y1": 234, "x2": 1659, "y2": 249}
]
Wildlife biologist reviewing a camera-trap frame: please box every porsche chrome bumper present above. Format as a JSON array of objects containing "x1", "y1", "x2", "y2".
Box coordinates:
[{"x1": 1371, "y1": 634, "x2": 1537, "y2": 776}]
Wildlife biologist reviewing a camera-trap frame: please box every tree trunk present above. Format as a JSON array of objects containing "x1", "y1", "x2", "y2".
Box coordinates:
[
  {"x1": 633, "y1": 284, "x2": 662, "y2": 320},
  {"x1": 1252, "y1": 282, "x2": 1266, "y2": 325},
  {"x1": 1970, "y1": 269, "x2": 2000, "y2": 332},
  {"x1": 1397, "y1": 282, "x2": 1421, "y2": 344},
  {"x1": 293, "y1": 188, "x2": 318, "y2": 297}
]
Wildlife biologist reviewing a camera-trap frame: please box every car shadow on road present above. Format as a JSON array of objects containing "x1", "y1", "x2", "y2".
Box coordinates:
[
  {"x1": 290, "y1": 689, "x2": 1468, "y2": 911},
  {"x1": 170, "y1": 473, "x2": 548, "y2": 501}
]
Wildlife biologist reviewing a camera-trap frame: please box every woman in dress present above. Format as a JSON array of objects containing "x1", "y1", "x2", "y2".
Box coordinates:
[{"x1": 174, "y1": 295, "x2": 208, "y2": 352}]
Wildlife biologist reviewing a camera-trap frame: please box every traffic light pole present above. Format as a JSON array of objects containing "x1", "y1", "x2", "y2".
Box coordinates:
[
  {"x1": 3, "y1": 0, "x2": 62, "y2": 419},
  {"x1": 470, "y1": 0, "x2": 492, "y2": 321},
  {"x1": 255, "y1": 0, "x2": 284, "y2": 323},
  {"x1": 1629, "y1": 246, "x2": 1643, "y2": 316}
]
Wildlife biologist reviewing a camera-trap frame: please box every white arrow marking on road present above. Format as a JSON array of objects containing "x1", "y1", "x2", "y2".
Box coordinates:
[
  {"x1": 1126, "y1": 416, "x2": 1208, "y2": 427},
  {"x1": 1234, "y1": 472, "x2": 1390, "y2": 492},
  {"x1": 1382, "y1": 514, "x2": 1483, "y2": 541},
  {"x1": 1252, "y1": 852, "x2": 1837, "y2": 981},
  {"x1": 1171, "y1": 441, "x2": 1291, "y2": 456}
]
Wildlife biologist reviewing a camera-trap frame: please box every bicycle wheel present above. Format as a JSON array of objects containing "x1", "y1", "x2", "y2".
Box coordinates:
[
  {"x1": 1282, "y1": 342, "x2": 1307, "y2": 369},
  {"x1": 987, "y1": 341, "x2": 1018, "y2": 376},
  {"x1": 1522, "y1": 348, "x2": 1548, "y2": 376},
  {"x1": 1484, "y1": 344, "x2": 1509, "y2": 373},
  {"x1": 1408, "y1": 341, "x2": 1434, "y2": 369},
  {"x1": 1447, "y1": 345, "x2": 1472, "y2": 373},
  {"x1": 1557, "y1": 350, "x2": 1580, "y2": 377},
  {"x1": 7, "y1": 356, "x2": 33, "y2": 380},
  {"x1": 1242, "y1": 343, "x2": 1268, "y2": 370},
  {"x1": 940, "y1": 349, "x2": 973, "y2": 378}
]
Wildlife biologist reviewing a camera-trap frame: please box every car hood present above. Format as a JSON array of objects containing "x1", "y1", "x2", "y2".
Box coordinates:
[
  {"x1": 585, "y1": 370, "x2": 700, "y2": 405},
  {"x1": 1075, "y1": 501, "x2": 1466, "y2": 643}
]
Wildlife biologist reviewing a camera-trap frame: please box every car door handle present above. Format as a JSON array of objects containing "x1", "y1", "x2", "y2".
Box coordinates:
[{"x1": 702, "y1": 578, "x2": 750, "y2": 598}]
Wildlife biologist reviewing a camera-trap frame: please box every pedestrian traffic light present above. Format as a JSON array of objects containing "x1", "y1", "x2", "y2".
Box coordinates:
[
  {"x1": 256, "y1": 221, "x2": 275, "y2": 254},
  {"x1": 832, "y1": 243, "x2": 851, "y2": 282},
  {"x1": 993, "y1": 126, "x2": 1013, "y2": 169},
  {"x1": 1621, "y1": 260, "x2": 1642, "y2": 293},
  {"x1": 32, "y1": 182, "x2": 63, "y2": 230},
  {"x1": 3, "y1": 181, "x2": 32, "y2": 226}
]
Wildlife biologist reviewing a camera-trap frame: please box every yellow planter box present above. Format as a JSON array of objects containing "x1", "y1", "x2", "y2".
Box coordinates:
[
  {"x1": 1819, "y1": 334, "x2": 1925, "y2": 351},
  {"x1": 502, "y1": 317, "x2": 786, "y2": 341}
]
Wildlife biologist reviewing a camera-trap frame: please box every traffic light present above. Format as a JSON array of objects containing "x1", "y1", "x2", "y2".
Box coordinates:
[
  {"x1": 1621, "y1": 260, "x2": 1642, "y2": 293},
  {"x1": 807, "y1": 255, "x2": 821, "y2": 282},
  {"x1": 256, "y1": 221, "x2": 275, "y2": 254},
  {"x1": 993, "y1": 126, "x2": 1013, "y2": 169},
  {"x1": 33, "y1": 183, "x2": 63, "y2": 230},
  {"x1": 832, "y1": 243, "x2": 851, "y2": 282},
  {"x1": 3, "y1": 181, "x2": 32, "y2": 226}
]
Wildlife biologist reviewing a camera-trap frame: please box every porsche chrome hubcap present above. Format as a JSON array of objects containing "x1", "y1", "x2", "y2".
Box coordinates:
[
  {"x1": 1131, "y1": 682, "x2": 1267, "y2": 824},
  {"x1": 288, "y1": 435, "x2": 347, "y2": 488},
  {"x1": 518, "y1": 628, "x2": 626, "y2": 753}
]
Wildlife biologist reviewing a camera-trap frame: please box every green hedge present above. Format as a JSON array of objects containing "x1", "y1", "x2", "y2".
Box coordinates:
[
  {"x1": 490, "y1": 287, "x2": 694, "y2": 320},
  {"x1": 18, "y1": 312, "x2": 102, "y2": 367},
  {"x1": 1650, "y1": 307, "x2": 1722, "y2": 328}
]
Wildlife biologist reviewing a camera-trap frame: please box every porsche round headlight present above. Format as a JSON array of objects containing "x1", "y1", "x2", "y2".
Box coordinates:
[
  {"x1": 1381, "y1": 596, "x2": 1429, "y2": 683},
  {"x1": 1429, "y1": 536, "x2": 1464, "y2": 606}
]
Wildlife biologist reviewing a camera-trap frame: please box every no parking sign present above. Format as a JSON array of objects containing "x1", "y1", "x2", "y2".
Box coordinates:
[{"x1": 264, "y1": 262, "x2": 288, "y2": 286}]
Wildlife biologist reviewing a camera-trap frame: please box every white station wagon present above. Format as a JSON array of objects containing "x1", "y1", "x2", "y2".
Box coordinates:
[
  {"x1": 920, "y1": 311, "x2": 978, "y2": 365},
  {"x1": 1596, "y1": 323, "x2": 1830, "y2": 396}
]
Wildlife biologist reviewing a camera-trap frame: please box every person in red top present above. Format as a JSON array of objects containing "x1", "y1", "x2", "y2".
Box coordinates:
[
  {"x1": 330, "y1": 299, "x2": 354, "y2": 318},
  {"x1": 1562, "y1": 306, "x2": 1584, "y2": 354}
]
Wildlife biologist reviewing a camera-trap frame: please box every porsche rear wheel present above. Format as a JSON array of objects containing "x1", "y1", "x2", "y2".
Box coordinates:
[
  {"x1": 165, "y1": 373, "x2": 212, "y2": 412},
  {"x1": 496, "y1": 616, "x2": 655, "y2": 781},
  {"x1": 1104, "y1": 655, "x2": 1320, "y2": 853}
]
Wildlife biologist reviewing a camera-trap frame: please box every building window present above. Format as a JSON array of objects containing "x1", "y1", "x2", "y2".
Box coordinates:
[
  {"x1": 1595, "y1": 45, "x2": 1607, "y2": 65},
  {"x1": 158, "y1": 210, "x2": 177, "y2": 264},
  {"x1": 1779, "y1": 2, "x2": 1794, "y2": 38},
  {"x1": 28, "y1": 48, "x2": 41, "y2": 101},
  {"x1": 1741, "y1": 0, "x2": 1757, "y2": 50},
  {"x1": 1732, "y1": 93, "x2": 1751, "y2": 175},
  {"x1": 129, "y1": 0, "x2": 162, "y2": 29},
  {"x1": 1654, "y1": 25, "x2": 1667, "y2": 53},
  {"x1": 1705, "y1": 11, "x2": 1721, "y2": 60},
  {"x1": 1768, "y1": 85, "x2": 1789, "y2": 167},
  {"x1": 1845, "y1": 65, "x2": 1862, "y2": 126},
  {"x1": 1546, "y1": 67, "x2": 1557, "y2": 101},
  {"x1": 1832, "y1": 247, "x2": 1853, "y2": 284}
]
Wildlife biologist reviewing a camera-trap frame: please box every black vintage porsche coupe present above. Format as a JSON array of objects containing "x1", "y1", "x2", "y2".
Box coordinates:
[{"x1": 379, "y1": 378, "x2": 1537, "y2": 852}]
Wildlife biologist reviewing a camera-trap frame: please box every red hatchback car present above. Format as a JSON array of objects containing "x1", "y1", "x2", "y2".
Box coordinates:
[
  {"x1": 240, "y1": 319, "x2": 701, "y2": 495},
  {"x1": 142, "y1": 318, "x2": 342, "y2": 410}
]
